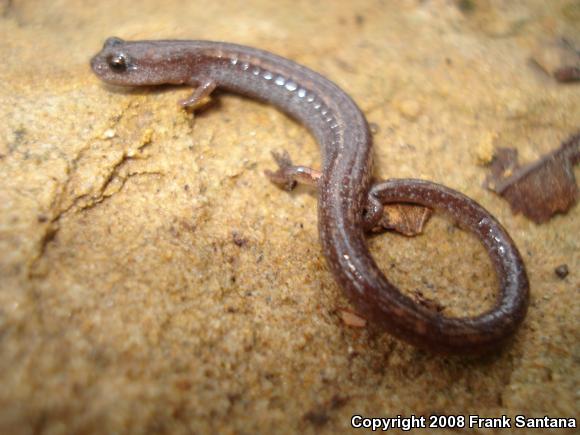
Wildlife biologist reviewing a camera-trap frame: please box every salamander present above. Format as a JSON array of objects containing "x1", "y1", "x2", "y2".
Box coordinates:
[{"x1": 91, "y1": 37, "x2": 529, "y2": 354}]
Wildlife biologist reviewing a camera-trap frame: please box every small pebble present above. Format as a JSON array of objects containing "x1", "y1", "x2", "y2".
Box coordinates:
[
  {"x1": 475, "y1": 131, "x2": 497, "y2": 165},
  {"x1": 396, "y1": 99, "x2": 422, "y2": 121},
  {"x1": 554, "y1": 264, "x2": 569, "y2": 279},
  {"x1": 101, "y1": 129, "x2": 116, "y2": 139},
  {"x1": 340, "y1": 310, "x2": 366, "y2": 328}
]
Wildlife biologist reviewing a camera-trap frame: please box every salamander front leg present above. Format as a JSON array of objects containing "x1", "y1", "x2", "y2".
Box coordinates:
[
  {"x1": 264, "y1": 150, "x2": 321, "y2": 191},
  {"x1": 179, "y1": 78, "x2": 217, "y2": 109}
]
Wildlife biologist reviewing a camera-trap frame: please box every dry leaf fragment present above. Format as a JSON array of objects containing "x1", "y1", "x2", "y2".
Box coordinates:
[
  {"x1": 370, "y1": 203, "x2": 433, "y2": 236},
  {"x1": 554, "y1": 66, "x2": 580, "y2": 83},
  {"x1": 530, "y1": 37, "x2": 580, "y2": 83},
  {"x1": 484, "y1": 132, "x2": 580, "y2": 223}
]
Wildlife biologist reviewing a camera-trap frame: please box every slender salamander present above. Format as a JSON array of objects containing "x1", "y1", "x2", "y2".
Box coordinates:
[{"x1": 91, "y1": 38, "x2": 529, "y2": 354}]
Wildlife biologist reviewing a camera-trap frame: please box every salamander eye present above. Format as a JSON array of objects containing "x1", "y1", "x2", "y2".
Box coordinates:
[{"x1": 108, "y1": 54, "x2": 128, "y2": 72}]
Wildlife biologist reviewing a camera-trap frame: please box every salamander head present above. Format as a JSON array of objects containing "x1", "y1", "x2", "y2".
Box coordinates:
[{"x1": 90, "y1": 37, "x2": 189, "y2": 86}]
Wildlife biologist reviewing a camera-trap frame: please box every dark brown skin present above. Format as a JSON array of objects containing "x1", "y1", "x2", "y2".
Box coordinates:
[{"x1": 91, "y1": 38, "x2": 529, "y2": 355}]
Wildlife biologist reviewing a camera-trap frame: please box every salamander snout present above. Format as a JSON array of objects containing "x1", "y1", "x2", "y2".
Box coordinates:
[{"x1": 103, "y1": 36, "x2": 125, "y2": 48}]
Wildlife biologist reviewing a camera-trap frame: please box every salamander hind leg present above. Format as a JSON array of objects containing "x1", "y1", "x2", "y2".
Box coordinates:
[
  {"x1": 264, "y1": 150, "x2": 321, "y2": 191},
  {"x1": 362, "y1": 186, "x2": 433, "y2": 236}
]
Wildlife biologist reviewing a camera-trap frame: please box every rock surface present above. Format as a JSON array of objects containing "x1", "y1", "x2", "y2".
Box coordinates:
[{"x1": 0, "y1": 0, "x2": 578, "y2": 433}]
